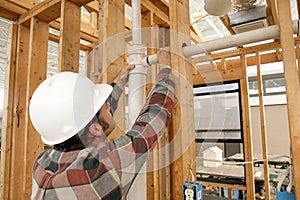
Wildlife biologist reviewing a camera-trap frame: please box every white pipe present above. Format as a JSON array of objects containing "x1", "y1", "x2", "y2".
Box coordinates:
[
  {"x1": 132, "y1": 0, "x2": 142, "y2": 44},
  {"x1": 128, "y1": 0, "x2": 146, "y2": 129},
  {"x1": 182, "y1": 21, "x2": 299, "y2": 57},
  {"x1": 142, "y1": 21, "x2": 300, "y2": 67},
  {"x1": 128, "y1": 0, "x2": 147, "y2": 200}
]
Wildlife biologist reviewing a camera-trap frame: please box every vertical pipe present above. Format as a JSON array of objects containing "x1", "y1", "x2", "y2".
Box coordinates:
[
  {"x1": 128, "y1": 0, "x2": 146, "y2": 128},
  {"x1": 128, "y1": 0, "x2": 147, "y2": 200},
  {"x1": 132, "y1": 0, "x2": 142, "y2": 44}
]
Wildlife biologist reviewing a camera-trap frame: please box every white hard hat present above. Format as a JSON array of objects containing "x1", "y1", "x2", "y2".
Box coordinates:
[
  {"x1": 29, "y1": 71, "x2": 113, "y2": 145},
  {"x1": 204, "y1": 0, "x2": 232, "y2": 17}
]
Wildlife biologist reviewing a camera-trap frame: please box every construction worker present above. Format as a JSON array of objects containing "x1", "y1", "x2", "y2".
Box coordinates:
[{"x1": 29, "y1": 48, "x2": 174, "y2": 199}]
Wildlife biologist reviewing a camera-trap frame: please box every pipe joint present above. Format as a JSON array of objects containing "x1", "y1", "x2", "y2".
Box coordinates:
[
  {"x1": 142, "y1": 54, "x2": 158, "y2": 66},
  {"x1": 129, "y1": 64, "x2": 147, "y2": 75},
  {"x1": 128, "y1": 43, "x2": 147, "y2": 66}
]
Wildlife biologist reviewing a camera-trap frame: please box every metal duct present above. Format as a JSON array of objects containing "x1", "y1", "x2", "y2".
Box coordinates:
[{"x1": 232, "y1": 0, "x2": 266, "y2": 11}]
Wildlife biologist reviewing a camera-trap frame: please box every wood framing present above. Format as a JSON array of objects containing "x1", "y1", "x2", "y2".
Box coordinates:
[
  {"x1": 0, "y1": 17, "x2": 48, "y2": 199},
  {"x1": 277, "y1": 0, "x2": 300, "y2": 197},
  {"x1": 0, "y1": 24, "x2": 17, "y2": 200},
  {"x1": 169, "y1": 0, "x2": 196, "y2": 199},
  {"x1": 24, "y1": 18, "x2": 49, "y2": 198},
  {"x1": 256, "y1": 52, "x2": 271, "y2": 200},
  {"x1": 58, "y1": 0, "x2": 81, "y2": 72},
  {"x1": 10, "y1": 24, "x2": 31, "y2": 200},
  {"x1": 240, "y1": 54, "x2": 256, "y2": 200},
  {"x1": 0, "y1": 0, "x2": 300, "y2": 199},
  {"x1": 97, "y1": 0, "x2": 125, "y2": 140},
  {"x1": 143, "y1": 10, "x2": 160, "y2": 200}
]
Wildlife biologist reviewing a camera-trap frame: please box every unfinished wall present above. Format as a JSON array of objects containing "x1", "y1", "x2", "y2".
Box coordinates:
[{"x1": 251, "y1": 104, "x2": 290, "y2": 156}]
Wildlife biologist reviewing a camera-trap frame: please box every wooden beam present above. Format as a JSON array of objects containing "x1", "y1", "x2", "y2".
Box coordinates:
[
  {"x1": 219, "y1": 15, "x2": 235, "y2": 35},
  {"x1": 149, "y1": 0, "x2": 169, "y2": 16},
  {"x1": 141, "y1": 0, "x2": 169, "y2": 25},
  {"x1": 18, "y1": 0, "x2": 61, "y2": 25},
  {"x1": 192, "y1": 50, "x2": 285, "y2": 85},
  {"x1": 256, "y1": 52, "x2": 271, "y2": 200},
  {"x1": 6, "y1": 0, "x2": 37, "y2": 9},
  {"x1": 266, "y1": 0, "x2": 278, "y2": 25},
  {"x1": 277, "y1": 0, "x2": 300, "y2": 197},
  {"x1": 49, "y1": 20, "x2": 98, "y2": 44},
  {"x1": 0, "y1": 17, "x2": 48, "y2": 200},
  {"x1": 169, "y1": 0, "x2": 196, "y2": 199},
  {"x1": 202, "y1": 181, "x2": 247, "y2": 190},
  {"x1": 24, "y1": 17, "x2": 48, "y2": 198},
  {"x1": 5, "y1": 0, "x2": 98, "y2": 44},
  {"x1": 0, "y1": 0, "x2": 27, "y2": 21},
  {"x1": 58, "y1": 0, "x2": 81, "y2": 72},
  {"x1": 49, "y1": 32, "x2": 90, "y2": 51},
  {"x1": 0, "y1": 24, "x2": 17, "y2": 200},
  {"x1": 68, "y1": 0, "x2": 94, "y2": 6},
  {"x1": 240, "y1": 53, "x2": 256, "y2": 200},
  {"x1": 125, "y1": 0, "x2": 169, "y2": 26},
  {"x1": 84, "y1": 0, "x2": 99, "y2": 13},
  {"x1": 144, "y1": 11, "x2": 159, "y2": 200},
  {"x1": 0, "y1": 6, "x2": 19, "y2": 21},
  {"x1": 97, "y1": 0, "x2": 126, "y2": 142},
  {"x1": 9, "y1": 24, "x2": 31, "y2": 200}
]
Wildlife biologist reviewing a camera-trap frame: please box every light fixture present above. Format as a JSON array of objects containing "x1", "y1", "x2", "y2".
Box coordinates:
[{"x1": 204, "y1": 0, "x2": 233, "y2": 17}]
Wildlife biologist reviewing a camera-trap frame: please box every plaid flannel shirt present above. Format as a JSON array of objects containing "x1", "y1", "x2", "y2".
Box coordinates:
[{"x1": 31, "y1": 68, "x2": 175, "y2": 200}]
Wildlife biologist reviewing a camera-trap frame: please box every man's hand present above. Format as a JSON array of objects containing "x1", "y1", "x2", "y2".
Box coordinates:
[{"x1": 113, "y1": 64, "x2": 135, "y2": 86}]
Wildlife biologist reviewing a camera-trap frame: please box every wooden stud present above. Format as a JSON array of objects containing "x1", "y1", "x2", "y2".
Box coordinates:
[
  {"x1": 23, "y1": 17, "x2": 48, "y2": 198},
  {"x1": 0, "y1": 17, "x2": 48, "y2": 200},
  {"x1": 9, "y1": 24, "x2": 31, "y2": 200},
  {"x1": 296, "y1": 45, "x2": 300, "y2": 86},
  {"x1": 169, "y1": 0, "x2": 196, "y2": 199},
  {"x1": 159, "y1": 28, "x2": 171, "y2": 200},
  {"x1": 266, "y1": 0, "x2": 278, "y2": 25},
  {"x1": 277, "y1": 0, "x2": 300, "y2": 197},
  {"x1": 98, "y1": 0, "x2": 125, "y2": 140},
  {"x1": 240, "y1": 53, "x2": 255, "y2": 200},
  {"x1": 58, "y1": 0, "x2": 81, "y2": 72},
  {"x1": 143, "y1": 10, "x2": 159, "y2": 200},
  {"x1": 256, "y1": 52, "x2": 271, "y2": 200},
  {"x1": 221, "y1": 57, "x2": 227, "y2": 70},
  {"x1": 0, "y1": 24, "x2": 17, "y2": 200}
]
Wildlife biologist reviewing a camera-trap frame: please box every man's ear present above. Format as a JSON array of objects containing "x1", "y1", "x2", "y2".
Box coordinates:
[{"x1": 89, "y1": 123, "x2": 103, "y2": 137}]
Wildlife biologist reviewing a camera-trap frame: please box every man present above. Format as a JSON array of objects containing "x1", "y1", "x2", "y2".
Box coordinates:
[{"x1": 29, "y1": 49, "x2": 174, "y2": 199}]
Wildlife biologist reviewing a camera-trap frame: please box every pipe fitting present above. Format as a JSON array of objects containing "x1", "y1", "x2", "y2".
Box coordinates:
[
  {"x1": 128, "y1": 43, "x2": 147, "y2": 66},
  {"x1": 142, "y1": 54, "x2": 158, "y2": 66}
]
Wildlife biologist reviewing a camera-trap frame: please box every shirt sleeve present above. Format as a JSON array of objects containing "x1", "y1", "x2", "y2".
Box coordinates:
[
  {"x1": 106, "y1": 83, "x2": 124, "y2": 116},
  {"x1": 106, "y1": 68, "x2": 175, "y2": 194}
]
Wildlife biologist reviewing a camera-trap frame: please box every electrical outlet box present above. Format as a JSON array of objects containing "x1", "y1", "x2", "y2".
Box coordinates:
[{"x1": 182, "y1": 181, "x2": 203, "y2": 200}]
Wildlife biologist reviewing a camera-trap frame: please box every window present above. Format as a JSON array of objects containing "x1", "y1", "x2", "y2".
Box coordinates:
[
  {"x1": 194, "y1": 81, "x2": 246, "y2": 185},
  {"x1": 194, "y1": 81, "x2": 243, "y2": 143},
  {"x1": 248, "y1": 73, "x2": 286, "y2": 97}
]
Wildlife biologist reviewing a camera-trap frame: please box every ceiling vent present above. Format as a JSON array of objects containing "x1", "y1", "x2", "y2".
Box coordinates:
[
  {"x1": 228, "y1": 5, "x2": 269, "y2": 34},
  {"x1": 231, "y1": 18, "x2": 269, "y2": 33}
]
